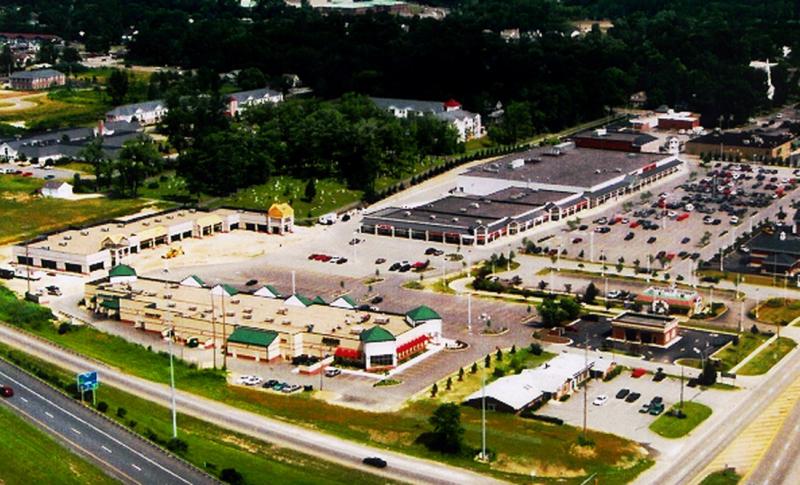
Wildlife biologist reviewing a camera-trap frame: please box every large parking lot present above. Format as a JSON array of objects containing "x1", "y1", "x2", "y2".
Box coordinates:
[{"x1": 541, "y1": 160, "x2": 800, "y2": 278}]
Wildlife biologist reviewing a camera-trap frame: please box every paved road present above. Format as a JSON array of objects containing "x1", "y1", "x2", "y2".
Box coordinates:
[
  {"x1": 634, "y1": 326, "x2": 800, "y2": 485},
  {"x1": 0, "y1": 358, "x2": 214, "y2": 485},
  {"x1": 746, "y1": 387, "x2": 800, "y2": 484},
  {"x1": 0, "y1": 324, "x2": 502, "y2": 485}
]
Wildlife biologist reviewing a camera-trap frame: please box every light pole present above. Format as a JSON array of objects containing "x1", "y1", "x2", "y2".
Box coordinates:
[
  {"x1": 165, "y1": 316, "x2": 178, "y2": 439},
  {"x1": 467, "y1": 292, "x2": 472, "y2": 333},
  {"x1": 480, "y1": 364, "x2": 487, "y2": 461}
]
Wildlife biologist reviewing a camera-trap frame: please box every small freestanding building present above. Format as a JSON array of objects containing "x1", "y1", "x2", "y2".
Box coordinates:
[
  {"x1": 267, "y1": 203, "x2": 294, "y2": 234},
  {"x1": 40, "y1": 181, "x2": 73, "y2": 198}
]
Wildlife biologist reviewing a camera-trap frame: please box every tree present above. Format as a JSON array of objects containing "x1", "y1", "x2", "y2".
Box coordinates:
[
  {"x1": 114, "y1": 136, "x2": 163, "y2": 196},
  {"x1": 428, "y1": 403, "x2": 465, "y2": 454},
  {"x1": 107, "y1": 69, "x2": 130, "y2": 105},
  {"x1": 537, "y1": 297, "x2": 581, "y2": 326},
  {"x1": 698, "y1": 360, "x2": 717, "y2": 386},
  {"x1": 584, "y1": 282, "x2": 598, "y2": 304},
  {"x1": 495, "y1": 348, "x2": 503, "y2": 361},
  {"x1": 304, "y1": 178, "x2": 317, "y2": 201},
  {"x1": 431, "y1": 383, "x2": 438, "y2": 397},
  {"x1": 220, "y1": 468, "x2": 244, "y2": 485},
  {"x1": 446, "y1": 376, "x2": 452, "y2": 390},
  {"x1": 458, "y1": 367, "x2": 464, "y2": 381},
  {"x1": 485, "y1": 354, "x2": 491, "y2": 368},
  {"x1": 236, "y1": 67, "x2": 266, "y2": 91},
  {"x1": 471, "y1": 362, "x2": 478, "y2": 374},
  {"x1": 78, "y1": 138, "x2": 110, "y2": 190}
]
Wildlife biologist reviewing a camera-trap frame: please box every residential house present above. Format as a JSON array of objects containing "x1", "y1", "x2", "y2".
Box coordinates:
[
  {"x1": 371, "y1": 97, "x2": 484, "y2": 142},
  {"x1": 226, "y1": 87, "x2": 283, "y2": 117}
]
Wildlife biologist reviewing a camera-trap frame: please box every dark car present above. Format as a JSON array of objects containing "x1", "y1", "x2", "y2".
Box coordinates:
[
  {"x1": 651, "y1": 396, "x2": 664, "y2": 405},
  {"x1": 358, "y1": 304, "x2": 371, "y2": 311},
  {"x1": 681, "y1": 237, "x2": 691, "y2": 244},
  {"x1": 371, "y1": 296, "x2": 384, "y2": 304},
  {"x1": 246, "y1": 279, "x2": 258, "y2": 286},
  {"x1": 625, "y1": 392, "x2": 641, "y2": 403},
  {"x1": 578, "y1": 224, "x2": 588, "y2": 231},
  {"x1": 375, "y1": 258, "x2": 386, "y2": 264},
  {"x1": 0, "y1": 385, "x2": 13, "y2": 398},
  {"x1": 336, "y1": 258, "x2": 348, "y2": 264},
  {"x1": 615, "y1": 388, "x2": 630, "y2": 399},
  {"x1": 425, "y1": 247, "x2": 438, "y2": 255},
  {"x1": 262, "y1": 379, "x2": 279, "y2": 389},
  {"x1": 647, "y1": 236, "x2": 657, "y2": 244},
  {"x1": 624, "y1": 232, "x2": 635, "y2": 241},
  {"x1": 399, "y1": 264, "x2": 411, "y2": 272},
  {"x1": 389, "y1": 262, "x2": 401, "y2": 271},
  {"x1": 363, "y1": 457, "x2": 387, "y2": 468}
]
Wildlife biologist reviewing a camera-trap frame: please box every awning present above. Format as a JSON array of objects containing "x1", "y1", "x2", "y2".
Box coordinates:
[{"x1": 197, "y1": 214, "x2": 223, "y2": 227}]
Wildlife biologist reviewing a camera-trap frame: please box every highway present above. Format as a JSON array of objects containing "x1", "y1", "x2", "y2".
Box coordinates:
[
  {"x1": 0, "y1": 324, "x2": 502, "y2": 485},
  {"x1": 635, "y1": 327, "x2": 800, "y2": 485},
  {"x1": 746, "y1": 386, "x2": 800, "y2": 484},
  {"x1": 0, "y1": 359, "x2": 214, "y2": 485}
]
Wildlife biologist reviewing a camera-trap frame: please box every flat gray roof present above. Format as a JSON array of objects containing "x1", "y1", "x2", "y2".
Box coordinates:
[{"x1": 461, "y1": 147, "x2": 667, "y2": 189}]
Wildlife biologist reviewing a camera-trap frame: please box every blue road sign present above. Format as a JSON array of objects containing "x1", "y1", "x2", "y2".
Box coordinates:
[{"x1": 77, "y1": 371, "x2": 99, "y2": 392}]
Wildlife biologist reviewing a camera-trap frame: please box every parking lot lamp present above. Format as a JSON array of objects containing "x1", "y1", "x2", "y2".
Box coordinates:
[
  {"x1": 480, "y1": 364, "x2": 487, "y2": 461},
  {"x1": 679, "y1": 364, "x2": 685, "y2": 410},
  {"x1": 165, "y1": 315, "x2": 178, "y2": 439},
  {"x1": 467, "y1": 292, "x2": 472, "y2": 333},
  {"x1": 589, "y1": 231, "x2": 594, "y2": 263},
  {"x1": 719, "y1": 247, "x2": 724, "y2": 272}
]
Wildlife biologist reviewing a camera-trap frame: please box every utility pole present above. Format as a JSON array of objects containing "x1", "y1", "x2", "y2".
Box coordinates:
[
  {"x1": 679, "y1": 364, "x2": 685, "y2": 410},
  {"x1": 582, "y1": 336, "x2": 589, "y2": 439},
  {"x1": 291, "y1": 270, "x2": 296, "y2": 295},
  {"x1": 467, "y1": 292, "x2": 472, "y2": 333},
  {"x1": 221, "y1": 292, "x2": 228, "y2": 369},
  {"x1": 166, "y1": 315, "x2": 178, "y2": 439},
  {"x1": 480, "y1": 365, "x2": 487, "y2": 461},
  {"x1": 25, "y1": 243, "x2": 31, "y2": 296},
  {"x1": 210, "y1": 295, "x2": 217, "y2": 370},
  {"x1": 739, "y1": 299, "x2": 744, "y2": 333}
]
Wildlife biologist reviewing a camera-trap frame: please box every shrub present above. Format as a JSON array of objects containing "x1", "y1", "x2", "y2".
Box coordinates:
[
  {"x1": 529, "y1": 343, "x2": 543, "y2": 355},
  {"x1": 220, "y1": 468, "x2": 244, "y2": 485},
  {"x1": 166, "y1": 438, "x2": 189, "y2": 454},
  {"x1": 603, "y1": 366, "x2": 623, "y2": 381},
  {"x1": 96, "y1": 401, "x2": 108, "y2": 413},
  {"x1": 492, "y1": 367, "x2": 505, "y2": 378},
  {"x1": 57, "y1": 322, "x2": 72, "y2": 334},
  {"x1": 116, "y1": 407, "x2": 127, "y2": 418}
]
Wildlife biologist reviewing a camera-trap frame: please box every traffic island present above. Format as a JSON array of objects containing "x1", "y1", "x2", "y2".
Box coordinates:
[{"x1": 649, "y1": 402, "x2": 712, "y2": 439}]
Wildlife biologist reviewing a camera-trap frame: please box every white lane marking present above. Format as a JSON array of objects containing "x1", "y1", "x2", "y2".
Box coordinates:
[
  {"x1": 102, "y1": 445, "x2": 112, "y2": 453},
  {"x1": 20, "y1": 396, "x2": 28, "y2": 403},
  {"x1": 44, "y1": 411, "x2": 54, "y2": 418},
  {"x1": 0, "y1": 369, "x2": 191, "y2": 485},
  {"x1": 131, "y1": 464, "x2": 142, "y2": 472},
  {"x1": 71, "y1": 427, "x2": 82, "y2": 435}
]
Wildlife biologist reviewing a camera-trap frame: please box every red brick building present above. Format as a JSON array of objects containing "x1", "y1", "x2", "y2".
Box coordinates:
[
  {"x1": 657, "y1": 110, "x2": 700, "y2": 131},
  {"x1": 9, "y1": 69, "x2": 65, "y2": 90},
  {"x1": 610, "y1": 312, "x2": 679, "y2": 347}
]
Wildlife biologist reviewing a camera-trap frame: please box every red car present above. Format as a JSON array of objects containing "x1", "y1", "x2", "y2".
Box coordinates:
[
  {"x1": 308, "y1": 253, "x2": 319, "y2": 260},
  {"x1": 676, "y1": 213, "x2": 690, "y2": 222},
  {"x1": 631, "y1": 368, "x2": 647, "y2": 378},
  {"x1": 629, "y1": 221, "x2": 640, "y2": 228},
  {"x1": 0, "y1": 385, "x2": 13, "y2": 398},
  {"x1": 22, "y1": 172, "x2": 33, "y2": 177},
  {"x1": 412, "y1": 261, "x2": 427, "y2": 269}
]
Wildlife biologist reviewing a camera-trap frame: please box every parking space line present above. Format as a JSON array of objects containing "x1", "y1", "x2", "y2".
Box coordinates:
[{"x1": 131, "y1": 463, "x2": 142, "y2": 472}]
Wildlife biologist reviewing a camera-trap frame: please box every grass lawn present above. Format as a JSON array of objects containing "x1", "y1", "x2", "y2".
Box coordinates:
[
  {"x1": 737, "y1": 337, "x2": 797, "y2": 376},
  {"x1": 0, "y1": 175, "x2": 153, "y2": 245},
  {"x1": 0, "y1": 88, "x2": 112, "y2": 129},
  {"x1": 0, "y1": 288, "x2": 652, "y2": 483},
  {"x1": 212, "y1": 176, "x2": 362, "y2": 221},
  {"x1": 0, "y1": 347, "x2": 395, "y2": 485},
  {"x1": 711, "y1": 332, "x2": 770, "y2": 371},
  {"x1": 428, "y1": 347, "x2": 556, "y2": 404},
  {"x1": 754, "y1": 298, "x2": 800, "y2": 325},
  {"x1": 699, "y1": 468, "x2": 741, "y2": 485},
  {"x1": 649, "y1": 402, "x2": 712, "y2": 438},
  {"x1": 58, "y1": 161, "x2": 96, "y2": 174},
  {"x1": 0, "y1": 404, "x2": 116, "y2": 485}
]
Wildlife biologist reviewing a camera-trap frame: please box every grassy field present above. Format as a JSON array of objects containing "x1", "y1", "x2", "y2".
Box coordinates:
[
  {"x1": 754, "y1": 298, "x2": 800, "y2": 325},
  {"x1": 699, "y1": 468, "x2": 741, "y2": 485},
  {"x1": 0, "y1": 88, "x2": 112, "y2": 129},
  {"x1": 0, "y1": 175, "x2": 153, "y2": 244},
  {"x1": 649, "y1": 402, "x2": 712, "y2": 438},
  {"x1": 427, "y1": 347, "x2": 556, "y2": 404},
  {"x1": 711, "y1": 332, "x2": 770, "y2": 371},
  {"x1": 0, "y1": 347, "x2": 396, "y2": 485},
  {"x1": 737, "y1": 337, "x2": 797, "y2": 376},
  {"x1": 0, "y1": 287, "x2": 652, "y2": 483},
  {"x1": 58, "y1": 161, "x2": 96, "y2": 174},
  {"x1": 0, "y1": 404, "x2": 116, "y2": 485}
]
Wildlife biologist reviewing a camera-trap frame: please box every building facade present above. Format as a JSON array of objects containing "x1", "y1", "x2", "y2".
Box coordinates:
[
  {"x1": 610, "y1": 312, "x2": 679, "y2": 347},
  {"x1": 9, "y1": 69, "x2": 65, "y2": 90}
]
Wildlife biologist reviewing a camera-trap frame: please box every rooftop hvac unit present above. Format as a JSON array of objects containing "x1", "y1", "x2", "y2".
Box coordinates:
[
  {"x1": 154, "y1": 218, "x2": 161, "y2": 222},
  {"x1": 230, "y1": 299, "x2": 240, "y2": 305},
  {"x1": 63, "y1": 235, "x2": 72, "y2": 240},
  {"x1": 470, "y1": 202, "x2": 480, "y2": 208},
  {"x1": 404, "y1": 211, "x2": 411, "y2": 216},
  {"x1": 142, "y1": 222, "x2": 150, "y2": 226},
  {"x1": 595, "y1": 128, "x2": 607, "y2": 137},
  {"x1": 459, "y1": 207, "x2": 467, "y2": 212},
  {"x1": 242, "y1": 314, "x2": 252, "y2": 320},
  {"x1": 58, "y1": 241, "x2": 67, "y2": 246},
  {"x1": 80, "y1": 230, "x2": 89, "y2": 236},
  {"x1": 189, "y1": 209, "x2": 196, "y2": 213},
  {"x1": 167, "y1": 302, "x2": 176, "y2": 308},
  {"x1": 166, "y1": 215, "x2": 173, "y2": 219},
  {"x1": 452, "y1": 217, "x2": 459, "y2": 222},
  {"x1": 281, "y1": 319, "x2": 291, "y2": 325},
  {"x1": 101, "y1": 227, "x2": 110, "y2": 232}
]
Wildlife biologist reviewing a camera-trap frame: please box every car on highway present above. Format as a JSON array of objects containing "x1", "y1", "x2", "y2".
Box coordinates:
[
  {"x1": 0, "y1": 385, "x2": 13, "y2": 398},
  {"x1": 615, "y1": 388, "x2": 630, "y2": 399},
  {"x1": 363, "y1": 457, "x2": 388, "y2": 468},
  {"x1": 592, "y1": 395, "x2": 609, "y2": 406}
]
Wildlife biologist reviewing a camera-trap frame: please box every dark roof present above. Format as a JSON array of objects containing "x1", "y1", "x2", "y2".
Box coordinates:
[
  {"x1": 10, "y1": 68, "x2": 63, "y2": 79},
  {"x1": 42, "y1": 180, "x2": 69, "y2": 189},
  {"x1": 360, "y1": 326, "x2": 396, "y2": 343},
  {"x1": 228, "y1": 87, "x2": 281, "y2": 103},
  {"x1": 612, "y1": 312, "x2": 676, "y2": 330},
  {"x1": 227, "y1": 327, "x2": 278, "y2": 347},
  {"x1": 688, "y1": 130, "x2": 794, "y2": 149},
  {"x1": 749, "y1": 231, "x2": 800, "y2": 257},
  {"x1": 573, "y1": 128, "x2": 658, "y2": 147},
  {"x1": 461, "y1": 147, "x2": 669, "y2": 190},
  {"x1": 107, "y1": 100, "x2": 166, "y2": 117}
]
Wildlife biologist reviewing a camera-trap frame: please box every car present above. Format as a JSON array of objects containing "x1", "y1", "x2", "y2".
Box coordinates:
[
  {"x1": 358, "y1": 304, "x2": 371, "y2": 311},
  {"x1": 282, "y1": 384, "x2": 302, "y2": 393},
  {"x1": 324, "y1": 368, "x2": 342, "y2": 378},
  {"x1": 625, "y1": 392, "x2": 641, "y2": 403},
  {"x1": 0, "y1": 385, "x2": 12, "y2": 398},
  {"x1": 348, "y1": 238, "x2": 361, "y2": 245},
  {"x1": 236, "y1": 375, "x2": 262, "y2": 386},
  {"x1": 425, "y1": 247, "x2": 438, "y2": 255},
  {"x1": 399, "y1": 264, "x2": 411, "y2": 272},
  {"x1": 595, "y1": 217, "x2": 608, "y2": 224},
  {"x1": 578, "y1": 224, "x2": 588, "y2": 231},
  {"x1": 681, "y1": 237, "x2": 691, "y2": 244},
  {"x1": 245, "y1": 279, "x2": 258, "y2": 286},
  {"x1": 375, "y1": 258, "x2": 386, "y2": 264},
  {"x1": 615, "y1": 388, "x2": 630, "y2": 399},
  {"x1": 44, "y1": 174, "x2": 55, "y2": 180},
  {"x1": 595, "y1": 226, "x2": 611, "y2": 234},
  {"x1": 371, "y1": 295, "x2": 384, "y2": 304},
  {"x1": 631, "y1": 368, "x2": 646, "y2": 378},
  {"x1": 647, "y1": 236, "x2": 657, "y2": 244},
  {"x1": 389, "y1": 262, "x2": 401, "y2": 271},
  {"x1": 572, "y1": 237, "x2": 583, "y2": 244},
  {"x1": 607, "y1": 290, "x2": 622, "y2": 299},
  {"x1": 639, "y1": 403, "x2": 651, "y2": 413},
  {"x1": 262, "y1": 379, "x2": 279, "y2": 388},
  {"x1": 22, "y1": 172, "x2": 33, "y2": 177},
  {"x1": 649, "y1": 403, "x2": 665, "y2": 415},
  {"x1": 336, "y1": 257, "x2": 348, "y2": 264},
  {"x1": 624, "y1": 232, "x2": 635, "y2": 241},
  {"x1": 651, "y1": 396, "x2": 663, "y2": 405},
  {"x1": 363, "y1": 457, "x2": 387, "y2": 468},
  {"x1": 592, "y1": 395, "x2": 609, "y2": 406}
]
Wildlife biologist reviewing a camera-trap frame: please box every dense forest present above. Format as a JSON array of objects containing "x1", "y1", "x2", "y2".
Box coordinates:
[{"x1": 0, "y1": 0, "x2": 798, "y2": 134}]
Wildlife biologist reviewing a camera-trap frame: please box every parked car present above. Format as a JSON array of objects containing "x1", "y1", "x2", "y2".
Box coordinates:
[
  {"x1": 638, "y1": 403, "x2": 651, "y2": 413},
  {"x1": 262, "y1": 379, "x2": 279, "y2": 389},
  {"x1": 572, "y1": 237, "x2": 583, "y2": 244},
  {"x1": 625, "y1": 392, "x2": 641, "y2": 403},
  {"x1": 624, "y1": 232, "x2": 635, "y2": 241},
  {"x1": 0, "y1": 385, "x2": 12, "y2": 398},
  {"x1": 389, "y1": 262, "x2": 401, "y2": 271},
  {"x1": 236, "y1": 375, "x2": 262, "y2": 386},
  {"x1": 371, "y1": 296, "x2": 384, "y2": 304},
  {"x1": 631, "y1": 368, "x2": 646, "y2": 378},
  {"x1": 324, "y1": 368, "x2": 342, "y2": 378},
  {"x1": 595, "y1": 226, "x2": 611, "y2": 234},
  {"x1": 246, "y1": 279, "x2": 258, "y2": 286},
  {"x1": 363, "y1": 457, "x2": 387, "y2": 468},
  {"x1": 651, "y1": 396, "x2": 663, "y2": 405},
  {"x1": 43, "y1": 174, "x2": 55, "y2": 180},
  {"x1": 647, "y1": 236, "x2": 657, "y2": 244},
  {"x1": 592, "y1": 395, "x2": 609, "y2": 406},
  {"x1": 375, "y1": 258, "x2": 386, "y2": 264},
  {"x1": 681, "y1": 237, "x2": 691, "y2": 244},
  {"x1": 615, "y1": 389, "x2": 630, "y2": 399},
  {"x1": 649, "y1": 403, "x2": 665, "y2": 415}
]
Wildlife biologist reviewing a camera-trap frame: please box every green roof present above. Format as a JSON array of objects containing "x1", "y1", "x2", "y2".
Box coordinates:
[
  {"x1": 264, "y1": 285, "x2": 281, "y2": 297},
  {"x1": 336, "y1": 295, "x2": 357, "y2": 307},
  {"x1": 227, "y1": 327, "x2": 278, "y2": 348},
  {"x1": 100, "y1": 298, "x2": 120, "y2": 310},
  {"x1": 216, "y1": 284, "x2": 239, "y2": 296},
  {"x1": 312, "y1": 296, "x2": 327, "y2": 305},
  {"x1": 359, "y1": 326, "x2": 395, "y2": 343},
  {"x1": 289, "y1": 294, "x2": 313, "y2": 306},
  {"x1": 406, "y1": 305, "x2": 440, "y2": 322},
  {"x1": 108, "y1": 264, "x2": 136, "y2": 277},
  {"x1": 185, "y1": 275, "x2": 205, "y2": 286}
]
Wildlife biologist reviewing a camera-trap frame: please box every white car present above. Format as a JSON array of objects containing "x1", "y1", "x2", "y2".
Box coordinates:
[
  {"x1": 236, "y1": 375, "x2": 263, "y2": 386},
  {"x1": 606, "y1": 290, "x2": 621, "y2": 299},
  {"x1": 684, "y1": 204, "x2": 694, "y2": 212},
  {"x1": 592, "y1": 395, "x2": 609, "y2": 406}
]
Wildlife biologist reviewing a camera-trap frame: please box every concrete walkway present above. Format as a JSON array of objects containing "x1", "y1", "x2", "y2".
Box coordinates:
[{"x1": 729, "y1": 334, "x2": 778, "y2": 374}]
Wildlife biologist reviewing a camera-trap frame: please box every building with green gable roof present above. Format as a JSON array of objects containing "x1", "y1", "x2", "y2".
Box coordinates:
[
  {"x1": 405, "y1": 305, "x2": 441, "y2": 326},
  {"x1": 227, "y1": 326, "x2": 280, "y2": 362}
]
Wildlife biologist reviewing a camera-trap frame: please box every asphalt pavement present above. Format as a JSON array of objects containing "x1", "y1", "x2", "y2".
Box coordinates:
[{"x1": 0, "y1": 358, "x2": 215, "y2": 485}]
